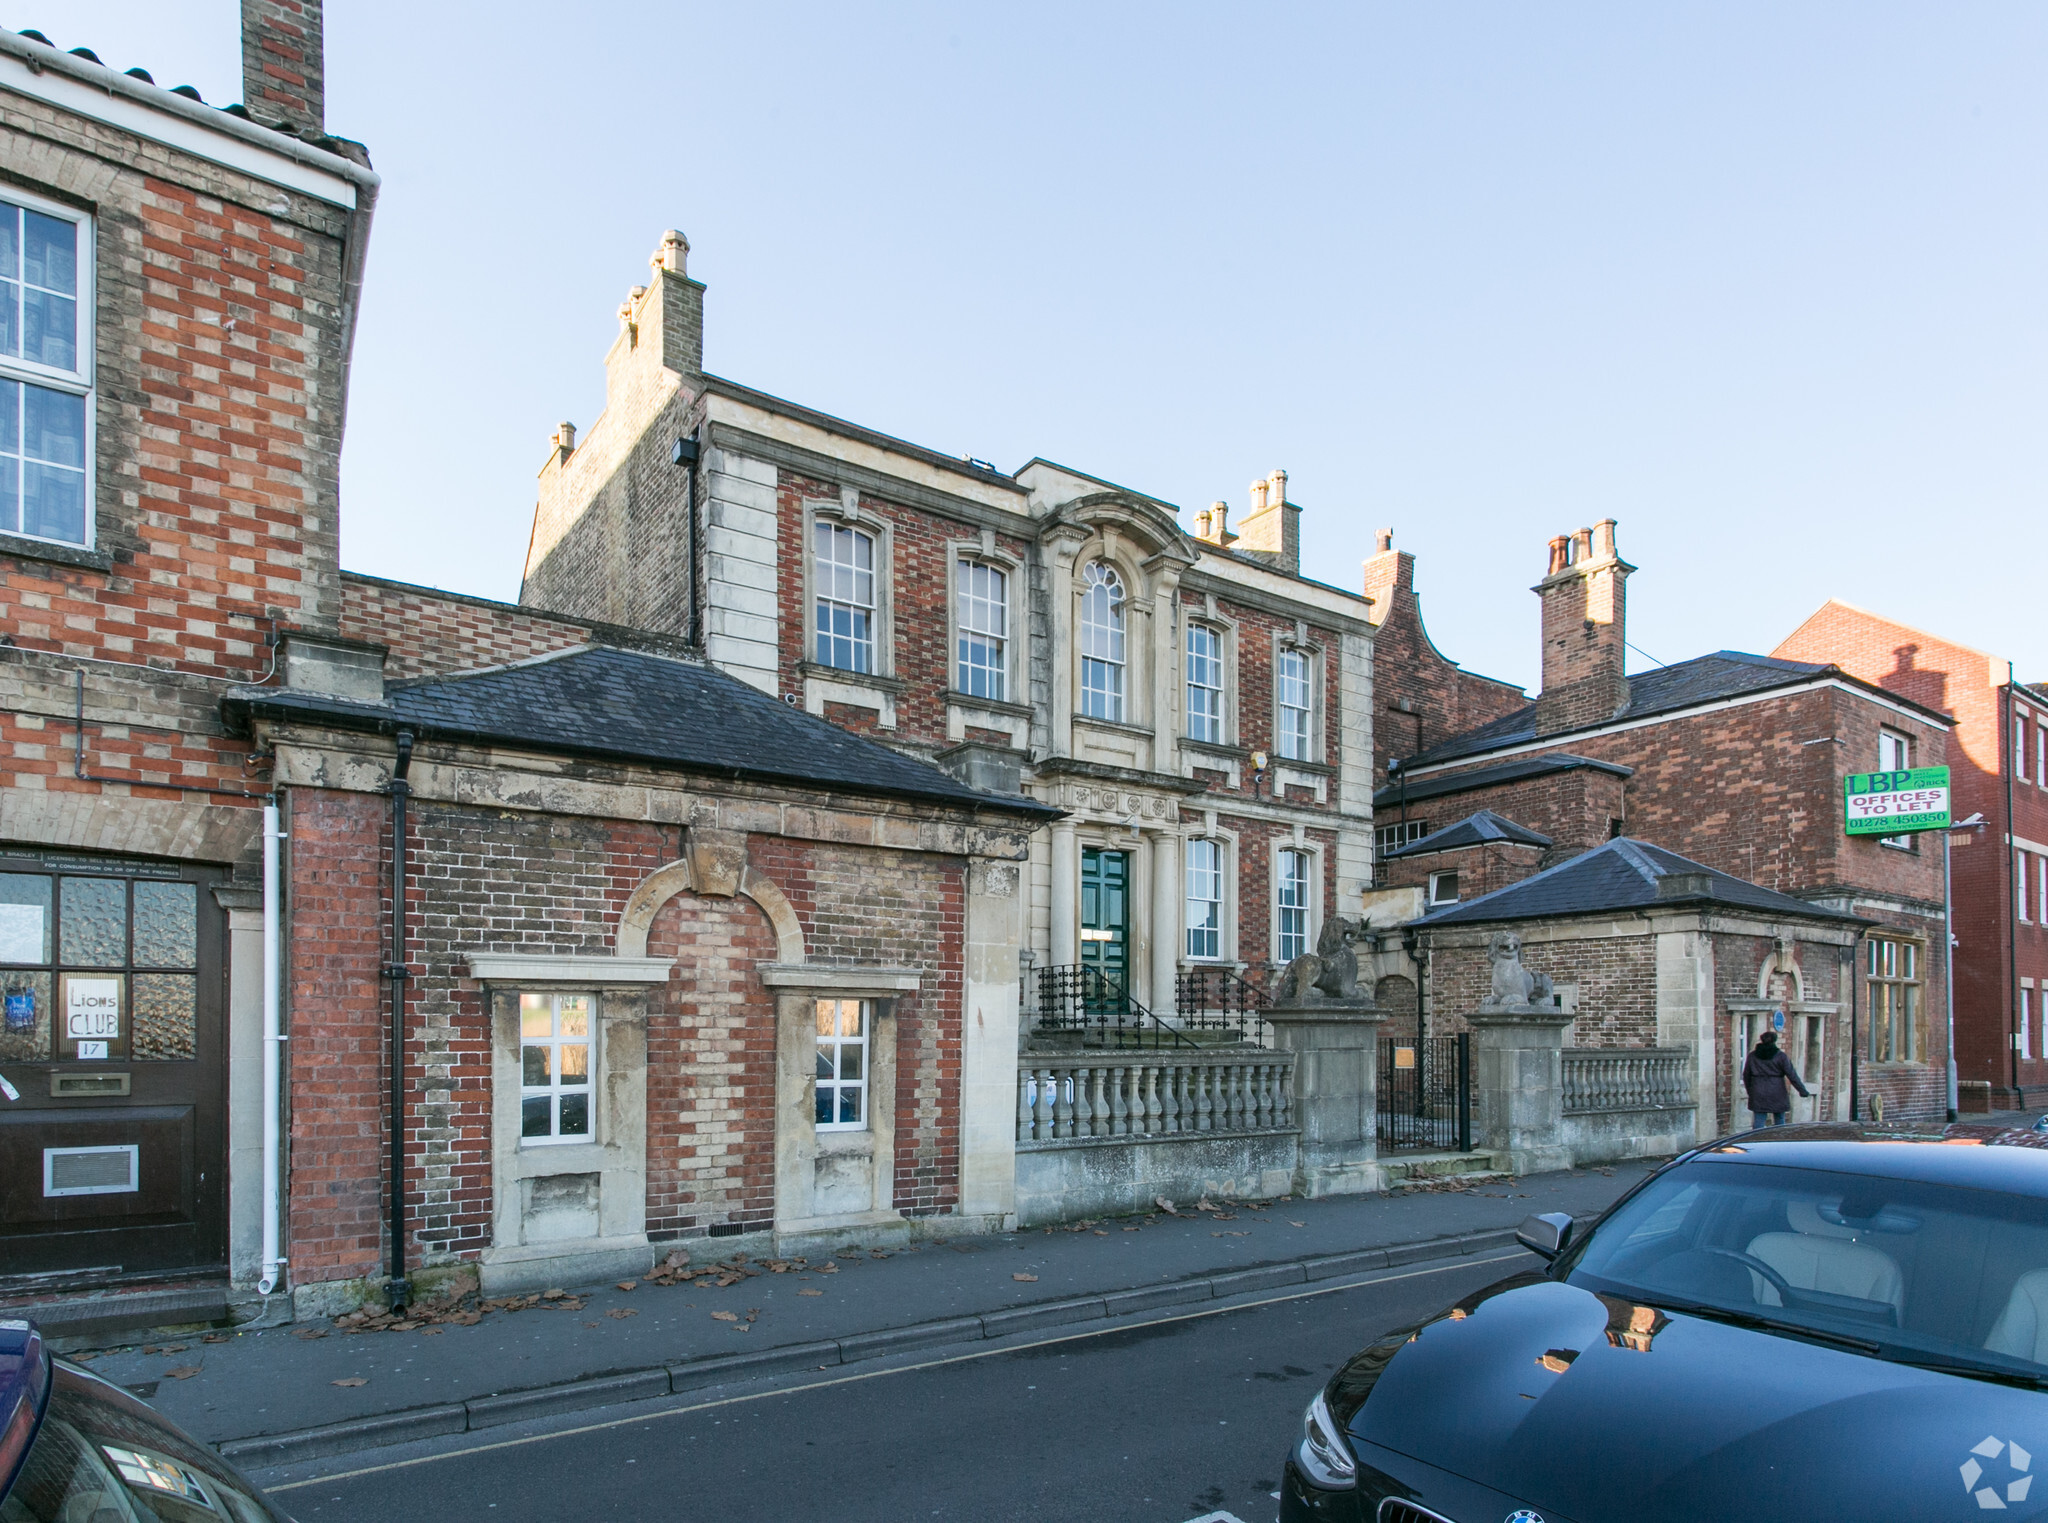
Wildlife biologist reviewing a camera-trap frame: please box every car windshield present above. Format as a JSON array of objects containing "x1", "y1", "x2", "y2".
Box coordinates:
[
  {"x1": 1, "y1": 1365, "x2": 280, "y2": 1523},
  {"x1": 1563, "y1": 1156, "x2": 2048, "y2": 1384}
]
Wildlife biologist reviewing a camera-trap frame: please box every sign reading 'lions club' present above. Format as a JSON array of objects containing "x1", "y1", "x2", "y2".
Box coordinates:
[{"x1": 1843, "y1": 766, "x2": 1951, "y2": 836}]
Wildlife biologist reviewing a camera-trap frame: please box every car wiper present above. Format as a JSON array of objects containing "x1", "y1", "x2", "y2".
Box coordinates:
[
  {"x1": 1641, "y1": 1296, "x2": 1881, "y2": 1355},
  {"x1": 1874, "y1": 1349, "x2": 2048, "y2": 1391}
]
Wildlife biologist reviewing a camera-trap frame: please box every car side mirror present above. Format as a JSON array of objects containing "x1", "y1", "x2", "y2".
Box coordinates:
[{"x1": 1516, "y1": 1211, "x2": 1575, "y2": 1262}]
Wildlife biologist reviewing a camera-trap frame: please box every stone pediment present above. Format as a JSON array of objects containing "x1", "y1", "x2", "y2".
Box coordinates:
[{"x1": 1042, "y1": 493, "x2": 1195, "y2": 568}]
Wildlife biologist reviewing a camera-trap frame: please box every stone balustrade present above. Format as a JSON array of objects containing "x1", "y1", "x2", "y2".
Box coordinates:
[
  {"x1": 1016, "y1": 1052, "x2": 1295, "y2": 1145},
  {"x1": 1563, "y1": 1047, "x2": 1692, "y2": 1115}
]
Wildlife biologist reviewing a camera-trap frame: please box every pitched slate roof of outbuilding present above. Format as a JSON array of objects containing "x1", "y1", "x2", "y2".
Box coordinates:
[
  {"x1": 1414, "y1": 837, "x2": 1867, "y2": 927},
  {"x1": 1398, "y1": 650, "x2": 1948, "y2": 769},
  {"x1": 1374, "y1": 752, "x2": 1632, "y2": 811},
  {"x1": 1384, "y1": 809, "x2": 1553, "y2": 859},
  {"x1": 223, "y1": 645, "x2": 1058, "y2": 818}
]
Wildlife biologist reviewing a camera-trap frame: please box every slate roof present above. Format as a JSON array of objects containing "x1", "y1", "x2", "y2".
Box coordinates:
[
  {"x1": 1375, "y1": 752, "x2": 1632, "y2": 811},
  {"x1": 1398, "y1": 650, "x2": 1948, "y2": 770},
  {"x1": 1384, "y1": 809, "x2": 1552, "y2": 858},
  {"x1": 222, "y1": 645, "x2": 1058, "y2": 819},
  {"x1": 1414, "y1": 837, "x2": 1868, "y2": 927}
]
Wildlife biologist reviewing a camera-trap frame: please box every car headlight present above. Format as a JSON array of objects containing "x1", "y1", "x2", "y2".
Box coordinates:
[{"x1": 1297, "y1": 1389, "x2": 1357, "y2": 1490}]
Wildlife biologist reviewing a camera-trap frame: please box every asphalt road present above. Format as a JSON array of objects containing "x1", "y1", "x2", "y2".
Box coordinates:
[{"x1": 253, "y1": 1249, "x2": 1534, "y2": 1523}]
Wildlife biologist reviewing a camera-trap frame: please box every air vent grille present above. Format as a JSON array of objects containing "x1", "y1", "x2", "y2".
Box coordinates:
[{"x1": 1379, "y1": 1500, "x2": 1459, "y2": 1523}]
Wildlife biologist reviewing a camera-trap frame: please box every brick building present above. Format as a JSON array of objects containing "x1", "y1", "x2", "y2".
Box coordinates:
[
  {"x1": 0, "y1": 10, "x2": 377, "y2": 1314},
  {"x1": 519, "y1": 234, "x2": 1377, "y2": 1040},
  {"x1": 1367, "y1": 522, "x2": 1955, "y2": 1126},
  {"x1": 1775, "y1": 600, "x2": 2048, "y2": 1109}
]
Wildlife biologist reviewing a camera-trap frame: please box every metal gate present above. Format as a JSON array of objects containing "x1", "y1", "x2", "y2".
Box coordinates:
[{"x1": 1377, "y1": 1034, "x2": 1472, "y2": 1153}]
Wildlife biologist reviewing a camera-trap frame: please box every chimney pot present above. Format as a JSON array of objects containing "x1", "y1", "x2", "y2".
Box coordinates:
[
  {"x1": 1249, "y1": 479, "x2": 1268, "y2": 513},
  {"x1": 1547, "y1": 535, "x2": 1571, "y2": 575},
  {"x1": 1375, "y1": 529, "x2": 1393, "y2": 554},
  {"x1": 1592, "y1": 518, "x2": 1617, "y2": 561},
  {"x1": 1268, "y1": 468, "x2": 1288, "y2": 504},
  {"x1": 654, "y1": 229, "x2": 690, "y2": 275},
  {"x1": 555, "y1": 422, "x2": 576, "y2": 454}
]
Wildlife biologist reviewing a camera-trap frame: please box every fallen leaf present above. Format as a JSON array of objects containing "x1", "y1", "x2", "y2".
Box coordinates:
[
  {"x1": 159, "y1": 1344, "x2": 188, "y2": 1354},
  {"x1": 420, "y1": 1327, "x2": 445, "y2": 1336},
  {"x1": 1212, "y1": 1230, "x2": 1249, "y2": 1237},
  {"x1": 1093, "y1": 1230, "x2": 1109, "y2": 1236},
  {"x1": 202, "y1": 1335, "x2": 231, "y2": 1345},
  {"x1": 1013, "y1": 1273, "x2": 1038, "y2": 1282},
  {"x1": 1122, "y1": 1227, "x2": 1140, "y2": 1233},
  {"x1": 617, "y1": 1281, "x2": 638, "y2": 1292},
  {"x1": 163, "y1": 1366, "x2": 201, "y2": 1380},
  {"x1": 388, "y1": 1321, "x2": 419, "y2": 1332},
  {"x1": 744, "y1": 1309, "x2": 760, "y2": 1322},
  {"x1": 711, "y1": 1311, "x2": 739, "y2": 1323},
  {"x1": 583, "y1": 1321, "x2": 600, "y2": 1329},
  {"x1": 332, "y1": 1377, "x2": 368, "y2": 1388},
  {"x1": 607, "y1": 1308, "x2": 638, "y2": 1320},
  {"x1": 1153, "y1": 1196, "x2": 1179, "y2": 1215},
  {"x1": 1289, "y1": 1220, "x2": 1307, "y2": 1228},
  {"x1": 798, "y1": 1289, "x2": 823, "y2": 1297},
  {"x1": 543, "y1": 1289, "x2": 566, "y2": 1300},
  {"x1": 1212, "y1": 1213, "x2": 1238, "y2": 1221},
  {"x1": 294, "y1": 1329, "x2": 328, "y2": 1341},
  {"x1": 452, "y1": 1311, "x2": 482, "y2": 1326}
]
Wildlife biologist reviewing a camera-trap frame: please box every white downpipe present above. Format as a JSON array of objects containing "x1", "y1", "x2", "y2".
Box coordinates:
[{"x1": 258, "y1": 804, "x2": 285, "y2": 1297}]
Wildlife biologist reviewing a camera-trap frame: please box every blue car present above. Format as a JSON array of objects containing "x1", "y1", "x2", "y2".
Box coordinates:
[
  {"x1": 0, "y1": 1319, "x2": 292, "y2": 1521},
  {"x1": 1284, "y1": 1123, "x2": 2048, "y2": 1522}
]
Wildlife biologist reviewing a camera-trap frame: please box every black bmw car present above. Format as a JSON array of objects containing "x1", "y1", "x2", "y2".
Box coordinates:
[
  {"x1": 1283, "y1": 1123, "x2": 2048, "y2": 1523},
  {"x1": 0, "y1": 1317, "x2": 293, "y2": 1521}
]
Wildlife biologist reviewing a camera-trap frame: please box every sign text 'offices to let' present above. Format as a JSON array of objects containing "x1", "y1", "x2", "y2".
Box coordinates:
[{"x1": 1844, "y1": 767, "x2": 1951, "y2": 836}]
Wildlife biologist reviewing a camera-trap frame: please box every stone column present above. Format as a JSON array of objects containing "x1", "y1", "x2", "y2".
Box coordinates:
[
  {"x1": 1267, "y1": 1002, "x2": 1386, "y2": 1197},
  {"x1": 1050, "y1": 820, "x2": 1078, "y2": 969},
  {"x1": 1149, "y1": 829, "x2": 1180, "y2": 1016},
  {"x1": 1466, "y1": 1007, "x2": 1576, "y2": 1175},
  {"x1": 959, "y1": 859, "x2": 1024, "y2": 1228}
]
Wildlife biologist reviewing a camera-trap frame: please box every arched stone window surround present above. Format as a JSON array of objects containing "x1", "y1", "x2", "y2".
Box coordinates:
[{"x1": 616, "y1": 858, "x2": 805, "y2": 965}]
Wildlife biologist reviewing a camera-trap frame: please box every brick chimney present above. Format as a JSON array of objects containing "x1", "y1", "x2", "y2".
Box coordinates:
[
  {"x1": 1234, "y1": 468, "x2": 1300, "y2": 573},
  {"x1": 1533, "y1": 518, "x2": 1632, "y2": 736},
  {"x1": 1361, "y1": 528, "x2": 1411, "y2": 628},
  {"x1": 241, "y1": 0, "x2": 324, "y2": 134}
]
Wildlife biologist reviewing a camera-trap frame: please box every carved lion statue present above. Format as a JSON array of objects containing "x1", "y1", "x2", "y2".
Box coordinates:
[
  {"x1": 1480, "y1": 930, "x2": 1555, "y2": 1010},
  {"x1": 1273, "y1": 915, "x2": 1363, "y2": 1005}
]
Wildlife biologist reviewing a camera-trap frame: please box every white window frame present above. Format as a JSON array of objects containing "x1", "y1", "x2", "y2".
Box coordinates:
[
  {"x1": 2037, "y1": 720, "x2": 2045, "y2": 790},
  {"x1": 0, "y1": 188, "x2": 94, "y2": 552},
  {"x1": 1275, "y1": 646, "x2": 1314, "y2": 762},
  {"x1": 1427, "y1": 870, "x2": 1461, "y2": 907},
  {"x1": 519, "y1": 990, "x2": 597, "y2": 1147},
  {"x1": 2022, "y1": 849, "x2": 2033, "y2": 925},
  {"x1": 2023, "y1": 986, "x2": 2034, "y2": 1061},
  {"x1": 1079, "y1": 561, "x2": 1126, "y2": 723},
  {"x1": 1865, "y1": 935, "x2": 1920, "y2": 1063},
  {"x1": 812, "y1": 517, "x2": 878, "y2": 675},
  {"x1": 1877, "y1": 729, "x2": 1914, "y2": 850},
  {"x1": 815, "y1": 998, "x2": 871, "y2": 1132},
  {"x1": 2018, "y1": 714, "x2": 2030, "y2": 784},
  {"x1": 1275, "y1": 847, "x2": 1313, "y2": 964},
  {"x1": 1185, "y1": 837, "x2": 1224, "y2": 961},
  {"x1": 1376, "y1": 819, "x2": 1429, "y2": 862},
  {"x1": 1186, "y1": 623, "x2": 1225, "y2": 744},
  {"x1": 953, "y1": 555, "x2": 1010, "y2": 702}
]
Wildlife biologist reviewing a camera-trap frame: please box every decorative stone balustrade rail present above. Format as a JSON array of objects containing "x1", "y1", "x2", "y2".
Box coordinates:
[
  {"x1": 1017, "y1": 1052, "x2": 1296, "y2": 1145},
  {"x1": 1563, "y1": 1047, "x2": 1692, "y2": 1115}
]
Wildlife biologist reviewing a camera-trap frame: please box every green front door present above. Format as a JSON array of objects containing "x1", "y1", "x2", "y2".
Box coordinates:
[{"x1": 1079, "y1": 848, "x2": 1129, "y2": 984}]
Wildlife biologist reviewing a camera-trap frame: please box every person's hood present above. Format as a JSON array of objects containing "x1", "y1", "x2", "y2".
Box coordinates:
[{"x1": 1336, "y1": 1276, "x2": 2048, "y2": 1522}]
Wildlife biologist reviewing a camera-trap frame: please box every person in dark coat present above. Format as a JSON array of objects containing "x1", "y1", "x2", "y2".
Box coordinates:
[{"x1": 1742, "y1": 1028, "x2": 1809, "y2": 1127}]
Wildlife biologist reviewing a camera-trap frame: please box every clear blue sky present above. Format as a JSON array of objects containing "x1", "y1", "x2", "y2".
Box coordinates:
[{"x1": 44, "y1": 2, "x2": 2048, "y2": 691}]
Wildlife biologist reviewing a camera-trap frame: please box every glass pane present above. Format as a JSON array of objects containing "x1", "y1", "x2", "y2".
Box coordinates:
[
  {"x1": 816, "y1": 1001, "x2": 836, "y2": 1038},
  {"x1": 521, "y1": 1096, "x2": 551, "y2": 1138},
  {"x1": 0, "y1": 970, "x2": 51, "y2": 1062},
  {"x1": 559, "y1": 997, "x2": 589, "y2": 1037},
  {"x1": 22, "y1": 460, "x2": 84, "y2": 544},
  {"x1": 132, "y1": 882, "x2": 197, "y2": 968},
  {"x1": 559, "y1": 1043, "x2": 588, "y2": 1084},
  {"x1": 22, "y1": 286, "x2": 75, "y2": 371},
  {"x1": 0, "y1": 874, "x2": 51, "y2": 963},
  {"x1": 838, "y1": 1087, "x2": 863, "y2": 1125},
  {"x1": 131, "y1": 972, "x2": 197, "y2": 1061},
  {"x1": 23, "y1": 211, "x2": 76, "y2": 296},
  {"x1": 23, "y1": 384, "x2": 84, "y2": 466},
  {"x1": 522, "y1": 1045, "x2": 549, "y2": 1085},
  {"x1": 816, "y1": 1087, "x2": 834, "y2": 1125},
  {"x1": 840, "y1": 1002, "x2": 864, "y2": 1038},
  {"x1": 0, "y1": 280, "x2": 15, "y2": 360},
  {"x1": 559, "y1": 1093, "x2": 589, "y2": 1136},
  {"x1": 59, "y1": 878, "x2": 126, "y2": 967},
  {"x1": 520, "y1": 994, "x2": 553, "y2": 1038},
  {"x1": 0, "y1": 207, "x2": 15, "y2": 280},
  {"x1": 816, "y1": 1045, "x2": 834, "y2": 1080},
  {"x1": 839, "y1": 1044, "x2": 862, "y2": 1081}
]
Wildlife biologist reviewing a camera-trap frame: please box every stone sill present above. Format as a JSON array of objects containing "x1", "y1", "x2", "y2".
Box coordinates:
[
  {"x1": 946, "y1": 690, "x2": 1033, "y2": 720},
  {"x1": 0, "y1": 531, "x2": 113, "y2": 573},
  {"x1": 1017, "y1": 1126, "x2": 1299, "y2": 1153},
  {"x1": 800, "y1": 660, "x2": 905, "y2": 695}
]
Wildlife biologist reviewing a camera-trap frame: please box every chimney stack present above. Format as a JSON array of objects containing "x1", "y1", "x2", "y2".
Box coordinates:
[
  {"x1": 1233, "y1": 468, "x2": 1301, "y2": 574},
  {"x1": 1192, "y1": 499, "x2": 1236, "y2": 547},
  {"x1": 241, "y1": 0, "x2": 324, "y2": 134},
  {"x1": 1361, "y1": 528, "x2": 1413, "y2": 630},
  {"x1": 1534, "y1": 518, "x2": 1632, "y2": 736}
]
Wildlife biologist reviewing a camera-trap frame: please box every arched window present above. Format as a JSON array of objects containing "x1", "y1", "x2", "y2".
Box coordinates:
[{"x1": 1079, "y1": 562, "x2": 1125, "y2": 722}]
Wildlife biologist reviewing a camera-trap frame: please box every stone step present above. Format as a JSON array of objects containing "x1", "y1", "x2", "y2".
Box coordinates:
[{"x1": 1378, "y1": 1152, "x2": 1510, "y2": 1187}]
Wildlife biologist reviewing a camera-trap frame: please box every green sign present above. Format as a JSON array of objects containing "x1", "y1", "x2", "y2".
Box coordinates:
[{"x1": 1844, "y1": 766, "x2": 1951, "y2": 835}]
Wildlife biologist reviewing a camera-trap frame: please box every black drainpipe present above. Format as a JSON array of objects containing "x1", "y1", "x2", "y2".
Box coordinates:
[
  {"x1": 385, "y1": 729, "x2": 415, "y2": 1311},
  {"x1": 675, "y1": 433, "x2": 702, "y2": 648}
]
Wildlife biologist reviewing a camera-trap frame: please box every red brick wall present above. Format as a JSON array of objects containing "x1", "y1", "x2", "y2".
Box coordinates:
[
  {"x1": 1426, "y1": 931, "x2": 1657, "y2": 1046},
  {"x1": 1181, "y1": 589, "x2": 1348, "y2": 820},
  {"x1": 1198, "y1": 814, "x2": 1340, "y2": 973},
  {"x1": 1362, "y1": 546, "x2": 1528, "y2": 772},
  {"x1": 341, "y1": 575, "x2": 599, "y2": 681},
  {"x1": 1378, "y1": 841, "x2": 1545, "y2": 900}
]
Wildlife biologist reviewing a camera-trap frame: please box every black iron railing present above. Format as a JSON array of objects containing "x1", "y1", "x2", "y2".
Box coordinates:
[
  {"x1": 1034, "y1": 964, "x2": 1195, "y2": 1049},
  {"x1": 1173, "y1": 965, "x2": 1272, "y2": 1046},
  {"x1": 1377, "y1": 1033, "x2": 1472, "y2": 1153}
]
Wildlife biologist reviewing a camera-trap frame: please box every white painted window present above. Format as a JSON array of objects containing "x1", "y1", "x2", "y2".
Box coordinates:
[
  {"x1": 2019, "y1": 715, "x2": 2031, "y2": 783},
  {"x1": 1276, "y1": 648, "x2": 1312, "y2": 761},
  {"x1": 2038, "y1": 720, "x2": 2045, "y2": 790},
  {"x1": 0, "y1": 193, "x2": 91, "y2": 549},
  {"x1": 1375, "y1": 819, "x2": 1429, "y2": 862},
  {"x1": 815, "y1": 999, "x2": 870, "y2": 1130},
  {"x1": 520, "y1": 992, "x2": 593, "y2": 1144},
  {"x1": 813, "y1": 521, "x2": 876, "y2": 673},
  {"x1": 1079, "y1": 562, "x2": 1125, "y2": 722},
  {"x1": 2040, "y1": 855, "x2": 2047, "y2": 930},
  {"x1": 1878, "y1": 730, "x2": 1913, "y2": 850},
  {"x1": 2023, "y1": 987, "x2": 2034, "y2": 1060},
  {"x1": 956, "y1": 559, "x2": 1007, "y2": 701},
  {"x1": 1866, "y1": 936, "x2": 1918, "y2": 1063},
  {"x1": 1186, "y1": 624, "x2": 1223, "y2": 743},
  {"x1": 2022, "y1": 850, "x2": 2033, "y2": 924},
  {"x1": 1428, "y1": 870, "x2": 1461, "y2": 907},
  {"x1": 1185, "y1": 839, "x2": 1223, "y2": 960},
  {"x1": 1276, "y1": 849, "x2": 1310, "y2": 963}
]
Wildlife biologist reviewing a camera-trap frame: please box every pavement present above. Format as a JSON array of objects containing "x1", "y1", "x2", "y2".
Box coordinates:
[{"x1": 71, "y1": 1159, "x2": 1663, "y2": 1465}]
